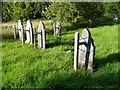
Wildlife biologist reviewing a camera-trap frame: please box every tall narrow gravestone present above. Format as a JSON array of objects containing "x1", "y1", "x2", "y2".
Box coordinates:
[
  {"x1": 34, "y1": 21, "x2": 46, "y2": 49},
  {"x1": 18, "y1": 20, "x2": 22, "y2": 40},
  {"x1": 38, "y1": 21, "x2": 46, "y2": 49},
  {"x1": 25, "y1": 20, "x2": 33, "y2": 44},
  {"x1": 74, "y1": 28, "x2": 95, "y2": 71},
  {"x1": 53, "y1": 21, "x2": 61, "y2": 37},
  {"x1": 13, "y1": 20, "x2": 24, "y2": 44}
]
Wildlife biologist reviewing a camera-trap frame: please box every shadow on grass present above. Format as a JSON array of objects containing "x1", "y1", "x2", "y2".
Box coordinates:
[
  {"x1": 45, "y1": 73, "x2": 119, "y2": 88},
  {"x1": 62, "y1": 23, "x2": 88, "y2": 31},
  {"x1": 44, "y1": 72, "x2": 91, "y2": 88},
  {"x1": 94, "y1": 53, "x2": 120, "y2": 71},
  {"x1": 2, "y1": 34, "x2": 14, "y2": 40},
  {"x1": 46, "y1": 37, "x2": 74, "y2": 49},
  {"x1": 91, "y1": 18, "x2": 120, "y2": 28},
  {"x1": 2, "y1": 33, "x2": 19, "y2": 40},
  {"x1": 62, "y1": 17, "x2": 120, "y2": 32},
  {"x1": 42, "y1": 53, "x2": 120, "y2": 88},
  {"x1": 61, "y1": 31, "x2": 75, "y2": 36}
]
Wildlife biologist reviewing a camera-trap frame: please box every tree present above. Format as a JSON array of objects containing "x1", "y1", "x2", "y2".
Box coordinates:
[
  {"x1": 2, "y1": 2, "x2": 50, "y2": 22},
  {"x1": 31, "y1": 2, "x2": 51, "y2": 19},
  {"x1": 103, "y1": 2, "x2": 120, "y2": 18},
  {"x1": 2, "y1": 2, "x2": 12, "y2": 22},
  {"x1": 44, "y1": 2, "x2": 104, "y2": 27},
  {"x1": 44, "y1": 2, "x2": 77, "y2": 22},
  {"x1": 75, "y1": 2, "x2": 104, "y2": 20}
]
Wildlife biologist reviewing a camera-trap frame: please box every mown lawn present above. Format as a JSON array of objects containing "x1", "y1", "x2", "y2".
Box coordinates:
[{"x1": 2, "y1": 22, "x2": 120, "y2": 88}]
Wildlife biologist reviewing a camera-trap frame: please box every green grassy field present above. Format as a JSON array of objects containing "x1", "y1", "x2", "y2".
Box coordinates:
[{"x1": 2, "y1": 20, "x2": 120, "y2": 88}]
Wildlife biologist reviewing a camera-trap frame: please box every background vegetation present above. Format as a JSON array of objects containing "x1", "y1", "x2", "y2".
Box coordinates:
[{"x1": 2, "y1": 2, "x2": 120, "y2": 27}]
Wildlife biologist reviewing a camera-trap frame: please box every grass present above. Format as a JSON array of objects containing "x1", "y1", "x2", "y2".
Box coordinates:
[{"x1": 1, "y1": 20, "x2": 120, "y2": 89}]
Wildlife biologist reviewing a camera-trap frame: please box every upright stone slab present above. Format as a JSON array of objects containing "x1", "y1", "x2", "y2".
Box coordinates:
[
  {"x1": 25, "y1": 20, "x2": 33, "y2": 44},
  {"x1": 38, "y1": 21, "x2": 46, "y2": 49},
  {"x1": 78, "y1": 28, "x2": 89, "y2": 69},
  {"x1": 38, "y1": 21, "x2": 43, "y2": 48},
  {"x1": 78, "y1": 28, "x2": 95, "y2": 71},
  {"x1": 13, "y1": 25, "x2": 16, "y2": 39},
  {"x1": 53, "y1": 21, "x2": 61, "y2": 37},
  {"x1": 21, "y1": 24, "x2": 24, "y2": 44},
  {"x1": 18, "y1": 20, "x2": 24, "y2": 44},
  {"x1": 34, "y1": 28, "x2": 37, "y2": 48},
  {"x1": 18, "y1": 20, "x2": 22, "y2": 39},
  {"x1": 87, "y1": 35, "x2": 95, "y2": 71},
  {"x1": 74, "y1": 28, "x2": 95, "y2": 71},
  {"x1": 42, "y1": 29, "x2": 46, "y2": 49},
  {"x1": 74, "y1": 32, "x2": 79, "y2": 70}
]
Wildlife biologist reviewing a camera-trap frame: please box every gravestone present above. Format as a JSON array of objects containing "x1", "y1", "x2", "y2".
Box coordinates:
[
  {"x1": 25, "y1": 20, "x2": 33, "y2": 44},
  {"x1": 18, "y1": 20, "x2": 23, "y2": 40},
  {"x1": 37, "y1": 21, "x2": 46, "y2": 49},
  {"x1": 13, "y1": 25, "x2": 16, "y2": 39},
  {"x1": 13, "y1": 20, "x2": 24, "y2": 44},
  {"x1": 74, "y1": 28, "x2": 95, "y2": 71},
  {"x1": 53, "y1": 21, "x2": 61, "y2": 37},
  {"x1": 34, "y1": 21, "x2": 46, "y2": 49}
]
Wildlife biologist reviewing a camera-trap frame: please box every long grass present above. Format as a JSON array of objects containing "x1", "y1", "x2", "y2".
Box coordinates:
[{"x1": 2, "y1": 20, "x2": 120, "y2": 88}]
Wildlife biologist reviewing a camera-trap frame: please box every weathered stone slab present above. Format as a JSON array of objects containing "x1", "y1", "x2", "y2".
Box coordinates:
[
  {"x1": 38, "y1": 21, "x2": 45, "y2": 31},
  {"x1": 78, "y1": 28, "x2": 89, "y2": 69},
  {"x1": 87, "y1": 36, "x2": 95, "y2": 71},
  {"x1": 74, "y1": 28, "x2": 95, "y2": 71},
  {"x1": 13, "y1": 20, "x2": 24, "y2": 44},
  {"x1": 25, "y1": 20, "x2": 33, "y2": 44},
  {"x1": 13, "y1": 25, "x2": 16, "y2": 39},
  {"x1": 53, "y1": 21, "x2": 61, "y2": 37},
  {"x1": 34, "y1": 28, "x2": 37, "y2": 48},
  {"x1": 42, "y1": 29, "x2": 46, "y2": 49},
  {"x1": 18, "y1": 20, "x2": 22, "y2": 39},
  {"x1": 38, "y1": 30, "x2": 42, "y2": 48},
  {"x1": 38, "y1": 21, "x2": 46, "y2": 49},
  {"x1": 74, "y1": 32, "x2": 79, "y2": 70}
]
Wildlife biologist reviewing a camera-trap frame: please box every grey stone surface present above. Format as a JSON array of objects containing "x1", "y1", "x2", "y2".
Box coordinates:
[
  {"x1": 79, "y1": 28, "x2": 95, "y2": 71},
  {"x1": 53, "y1": 21, "x2": 61, "y2": 37},
  {"x1": 78, "y1": 28, "x2": 89, "y2": 69},
  {"x1": 18, "y1": 20, "x2": 22, "y2": 40},
  {"x1": 25, "y1": 20, "x2": 33, "y2": 44},
  {"x1": 74, "y1": 28, "x2": 95, "y2": 71},
  {"x1": 37, "y1": 21, "x2": 46, "y2": 49}
]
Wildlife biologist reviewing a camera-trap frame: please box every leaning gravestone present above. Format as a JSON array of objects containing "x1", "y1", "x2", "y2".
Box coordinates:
[
  {"x1": 53, "y1": 21, "x2": 61, "y2": 37},
  {"x1": 74, "y1": 28, "x2": 95, "y2": 71},
  {"x1": 25, "y1": 20, "x2": 33, "y2": 44}
]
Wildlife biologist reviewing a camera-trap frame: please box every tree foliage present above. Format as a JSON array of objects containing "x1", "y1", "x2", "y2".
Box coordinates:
[
  {"x1": 2, "y1": 2, "x2": 120, "y2": 23},
  {"x1": 103, "y1": 2, "x2": 120, "y2": 18},
  {"x1": 2, "y1": 2, "x2": 12, "y2": 22},
  {"x1": 44, "y1": 2, "x2": 77, "y2": 22},
  {"x1": 2, "y1": 2, "x2": 50, "y2": 22},
  {"x1": 44, "y1": 2, "x2": 104, "y2": 27},
  {"x1": 75, "y1": 2, "x2": 104, "y2": 20}
]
